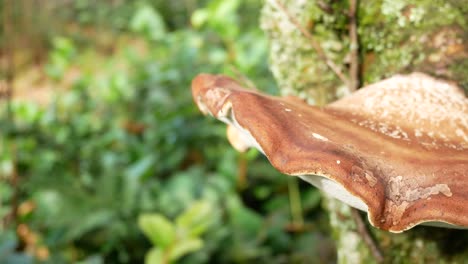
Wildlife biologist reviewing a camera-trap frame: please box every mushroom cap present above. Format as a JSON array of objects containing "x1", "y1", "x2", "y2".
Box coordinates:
[{"x1": 192, "y1": 73, "x2": 468, "y2": 232}]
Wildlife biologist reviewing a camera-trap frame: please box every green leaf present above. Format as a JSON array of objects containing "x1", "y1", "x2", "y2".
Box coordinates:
[
  {"x1": 169, "y1": 238, "x2": 203, "y2": 261},
  {"x1": 227, "y1": 195, "x2": 262, "y2": 236},
  {"x1": 191, "y1": 0, "x2": 241, "y2": 39},
  {"x1": 45, "y1": 37, "x2": 76, "y2": 80},
  {"x1": 191, "y1": 9, "x2": 209, "y2": 28},
  {"x1": 211, "y1": 0, "x2": 240, "y2": 22},
  {"x1": 145, "y1": 248, "x2": 164, "y2": 264},
  {"x1": 123, "y1": 155, "x2": 155, "y2": 213},
  {"x1": 138, "y1": 214, "x2": 175, "y2": 249},
  {"x1": 52, "y1": 37, "x2": 76, "y2": 59},
  {"x1": 209, "y1": 0, "x2": 241, "y2": 38},
  {"x1": 125, "y1": 155, "x2": 155, "y2": 180},
  {"x1": 122, "y1": 155, "x2": 154, "y2": 212},
  {"x1": 130, "y1": 4, "x2": 166, "y2": 40},
  {"x1": 176, "y1": 200, "x2": 213, "y2": 237},
  {"x1": 64, "y1": 210, "x2": 115, "y2": 242},
  {"x1": 245, "y1": 148, "x2": 260, "y2": 161}
]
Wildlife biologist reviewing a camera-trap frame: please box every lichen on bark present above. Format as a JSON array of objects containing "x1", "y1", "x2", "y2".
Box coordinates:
[
  {"x1": 261, "y1": 0, "x2": 468, "y2": 102},
  {"x1": 325, "y1": 196, "x2": 377, "y2": 264},
  {"x1": 260, "y1": 0, "x2": 345, "y2": 105},
  {"x1": 260, "y1": 0, "x2": 468, "y2": 263}
]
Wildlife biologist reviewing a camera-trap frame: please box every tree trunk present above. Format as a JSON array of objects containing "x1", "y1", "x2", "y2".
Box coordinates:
[{"x1": 260, "y1": 0, "x2": 468, "y2": 263}]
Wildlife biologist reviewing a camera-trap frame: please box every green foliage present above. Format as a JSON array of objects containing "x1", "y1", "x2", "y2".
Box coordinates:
[
  {"x1": 130, "y1": 4, "x2": 167, "y2": 41},
  {"x1": 192, "y1": 0, "x2": 241, "y2": 39},
  {"x1": 1, "y1": 0, "x2": 332, "y2": 263},
  {"x1": 44, "y1": 37, "x2": 77, "y2": 81},
  {"x1": 139, "y1": 200, "x2": 216, "y2": 264}
]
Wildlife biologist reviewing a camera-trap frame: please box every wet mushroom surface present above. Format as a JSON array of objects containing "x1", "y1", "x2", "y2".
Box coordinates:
[{"x1": 191, "y1": 72, "x2": 468, "y2": 233}]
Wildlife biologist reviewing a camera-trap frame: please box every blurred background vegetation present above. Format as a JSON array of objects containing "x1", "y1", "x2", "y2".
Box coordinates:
[
  {"x1": 2, "y1": 0, "x2": 467, "y2": 263},
  {"x1": 0, "y1": 0, "x2": 336, "y2": 263}
]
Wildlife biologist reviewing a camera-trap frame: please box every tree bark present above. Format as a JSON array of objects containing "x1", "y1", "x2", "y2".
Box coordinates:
[{"x1": 261, "y1": 0, "x2": 468, "y2": 263}]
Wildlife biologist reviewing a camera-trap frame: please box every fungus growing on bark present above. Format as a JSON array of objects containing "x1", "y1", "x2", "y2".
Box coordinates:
[{"x1": 191, "y1": 72, "x2": 468, "y2": 233}]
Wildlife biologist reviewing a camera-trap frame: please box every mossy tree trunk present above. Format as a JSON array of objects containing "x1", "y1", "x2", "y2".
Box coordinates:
[{"x1": 260, "y1": 0, "x2": 468, "y2": 263}]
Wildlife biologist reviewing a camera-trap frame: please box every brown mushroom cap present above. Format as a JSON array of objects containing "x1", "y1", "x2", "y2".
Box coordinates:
[{"x1": 192, "y1": 73, "x2": 468, "y2": 232}]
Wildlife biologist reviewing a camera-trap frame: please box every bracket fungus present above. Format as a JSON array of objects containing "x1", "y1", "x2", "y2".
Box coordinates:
[{"x1": 191, "y1": 72, "x2": 468, "y2": 233}]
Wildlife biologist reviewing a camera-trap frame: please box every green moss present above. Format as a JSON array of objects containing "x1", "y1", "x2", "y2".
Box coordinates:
[
  {"x1": 260, "y1": 0, "x2": 344, "y2": 105},
  {"x1": 359, "y1": 0, "x2": 467, "y2": 88},
  {"x1": 261, "y1": 0, "x2": 468, "y2": 101},
  {"x1": 325, "y1": 196, "x2": 375, "y2": 264},
  {"x1": 323, "y1": 194, "x2": 468, "y2": 264}
]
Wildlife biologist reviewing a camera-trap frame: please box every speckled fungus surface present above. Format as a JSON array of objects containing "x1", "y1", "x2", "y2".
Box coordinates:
[{"x1": 191, "y1": 72, "x2": 468, "y2": 233}]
